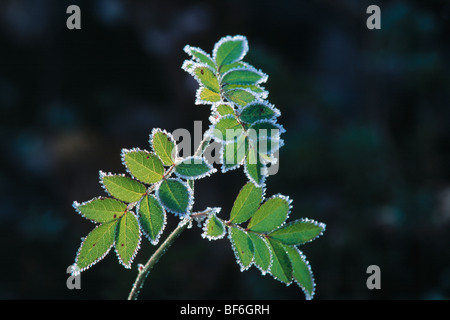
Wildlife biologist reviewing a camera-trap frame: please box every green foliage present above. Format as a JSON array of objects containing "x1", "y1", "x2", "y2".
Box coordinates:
[{"x1": 71, "y1": 35, "x2": 325, "y2": 300}]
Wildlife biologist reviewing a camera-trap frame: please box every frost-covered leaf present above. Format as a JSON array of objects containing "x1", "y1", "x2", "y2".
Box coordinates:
[
  {"x1": 73, "y1": 197, "x2": 126, "y2": 223},
  {"x1": 193, "y1": 64, "x2": 220, "y2": 93},
  {"x1": 239, "y1": 101, "x2": 280, "y2": 125},
  {"x1": 220, "y1": 61, "x2": 247, "y2": 74},
  {"x1": 156, "y1": 178, "x2": 193, "y2": 216},
  {"x1": 267, "y1": 238, "x2": 292, "y2": 285},
  {"x1": 196, "y1": 87, "x2": 221, "y2": 104},
  {"x1": 75, "y1": 220, "x2": 117, "y2": 272},
  {"x1": 150, "y1": 129, "x2": 177, "y2": 166},
  {"x1": 100, "y1": 172, "x2": 146, "y2": 203},
  {"x1": 269, "y1": 219, "x2": 326, "y2": 246},
  {"x1": 214, "y1": 102, "x2": 235, "y2": 116},
  {"x1": 138, "y1": 194, "x2": 166, "y2": 245},
  {"x1": 225, "y1": 88, "x2": 257, "y2": 107},
  {"x1": 284, "y1": 245, "x2": 315, "y2": 300},
  {"x1": 244, "y1": 145, "x2": 267, "y2": 187},
  {"x1": 210, "y1": 115, "x2": 243, "y2": 142},
  {"x1": 184, "y1": 45, "x2": 216, "y2": 70},
  {"x1": 122, "y1": 148, "x2": 164, "y2": 184},
  {"x1": 222, "y1": 135, "x2": 248, "y2": 172},
  {"x1": 213, "y1": 35, "x2": 248, "y2": 70},
  {"x1": 223, "y1": 84, "x2": 267, "y2": 97},
  {"x1": 174, "y1": 156, "x2": 215, "y2": 180},
  {"x1": 248, "y1": 233, "x2": 272, "y2": 274},
  {"x1": 115, "y1": 211, "x2": 141, "y2": 268},
  {"x1": 247, "y1": 195, "x2": 291, "y2": 233},
  {"x1": 229, "y1": 182, "x2": 263, "y2": 224},
  {"x1": 222, "y1": 68, "x2": 267, "y2": 86},
  {"x1": 248, "y1": 120, "x2": 285, "y2": 141},
  {"x1": 202, "y1": 213, "x2": 226, "y2": 240},
  {"x1": 229, "y1": 226, "x2": 254, "y2": 271}
]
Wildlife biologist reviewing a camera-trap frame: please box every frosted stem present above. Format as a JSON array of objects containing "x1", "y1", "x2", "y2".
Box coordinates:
[{"x1": 127, "y1": 217, "x2": 191, "y2": 300}]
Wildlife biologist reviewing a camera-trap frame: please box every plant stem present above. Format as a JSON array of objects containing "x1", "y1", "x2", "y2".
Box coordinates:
[{"x1": 127, "y1": 217, "x2": 191, "y2": 300}]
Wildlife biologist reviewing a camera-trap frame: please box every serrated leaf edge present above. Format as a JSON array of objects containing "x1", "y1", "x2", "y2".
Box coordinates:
[
  {"x1": 174, "y1": 155, "x2": 217, "y2": 180},
  {"x1": 227, "y1": 226, "x2": 254, "y2": 272},
  {"x1": 270, "y1": 218, "x2": 326, "y2": 245},
  {"x1": 114, "y1": 212, "x2": 142, "y2": 269},
  {"x1": 213, "y1": 35, "x2": 249, "y2": 68},
  {"x1": 155, "y1": 178, "x2": 194, "y2": 217},
  {"x1": 136, "y1": 195, "x2": 167, "y2": 246},
  {"x1": 149, "y1": 128, "x2": 179, "y2": 166},
  {"x1": 72, "y1": 197, "x2": 126, "y2": 224},
  {"x1": 201, "y1": 212, "x2": 227, "y2": 241}
]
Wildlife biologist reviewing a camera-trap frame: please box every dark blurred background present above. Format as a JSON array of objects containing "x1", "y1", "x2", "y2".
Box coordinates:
[{"x1": 0, "y1": 0, "x2": 449, "y2": 300}]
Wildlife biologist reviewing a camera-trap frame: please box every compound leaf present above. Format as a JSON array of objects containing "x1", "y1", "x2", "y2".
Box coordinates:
[
  {"x1": 156, "y1": 178, "x2": 193, "y2": 216},
  {"x1": 174, "y1": 156, "x2": 215, "y2": 180},
  {"x1": 247, "y1": 195, "x2": 291, "y2": 233},
  {"x1": 73, "y1": 197, "x2": 126, "y2": 223},
  {"x1": 284, "y1": 245, "x2": 315, "y2": 300},
  {"x1": 122, "y1": 149, "x2": 164, "y2": 184},
  {"x1": 150, "y1": 129, "x2": 177, "y2": 166},
  {"x1": 229, "y1": 182, "x2": 263, "y2": 224},
  {"x1": 138, "y1": 194, "x2": 166, "y2": 245},
  {"x1": 100, "y1": 172, "x2": 146, "y2": 203},
  {"x1": 229, "y1": 226, "x2": 254, "y2": 271},
  {"x1": 269, "y1": 219, "x2": 326, "y2": 246},
  {"x1": 214, "y1": 35, "x2": 248, "y2": 70},
  {"x1": 75, "y1": 220, "x2": 117, "y2": 272},
  {"x1": 248, "y1": 232, "x2": 272, "y2": 274},
  {"x1": 267, "y1": 238, "x2": 292, "y2": 285},
  {"x1": 115, "y1": 211, "x2": 141, "y2": 268}
]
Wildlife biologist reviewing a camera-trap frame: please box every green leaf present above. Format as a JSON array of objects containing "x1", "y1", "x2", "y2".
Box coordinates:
[
  {"x1": 75, "y1": 220, "x2": 117, "y2": 272},
  {"x1": 284, "y1": 245, "x2": 315, "y2": 300},
  {"x1": 150, "y1": 129, "x2": 177, "y2": 166},
  {"x1": 214, "y1": 35, "x2": 248, "y2": 70},
  {"x1": 222, "y1": 68, "x2": 266, "y2": 86},
  {"x1": 100, "y1": 172, "x2": 146, "y2": 203},
  {"x1": 184, "y1": 45, "x2": 216, "y2": 70},
  {"x1": 248, "y1": 120, "x2": 285, "y2": 141},
  {"x1": 269, "y1": 219, "x2": 326, "y2": 245},
  {"x1": 73, "y1": 197, "x2": 126, "y2": 223},
  {"x1": 248, "y1": 233, "x2": 272, "y2": 274},
  {"x1": 138, "y1": 194, "x2": 166, "y2": 245},
  {"x1": 211, "y1": 115, "x2": 243, "y2": 142},
  {"x1": 222, "y1": 135, "x2": 248, "y2": 172},
  {"x1": 174, "y1": 156, "x2": 215, "y2": 180},
  {"x1": 219, "y1": 61, "x2": 247, "y2": 74},
  {"x1": 229, "y1": 182, "x2": 263, "y2": 224},
  {"x1": 225, "y1": 88, "x2": 257, "y2": 107},
  {"x1": 202, "y1": 213, "x2": 226, "y2": 240},
  {"x1": 122, "y1": 149, "x2": 164, "y2": 184},
  {"x1": 193, "y1": 65, "x2": 220, "y2": 93},
  {"x1": 267, "y1": 238, "x2": 292, "y2": 284},
  {"x1": 156, "y1": 178, "x2": 193, "y2": 216},
  {"x1": 244, "y1": 145, "x2": 267, "y2": 187},
  {"x1": 214, "y1": 103, "x2": 235, "y2": 116},
  {"x1": 239, "y1": 102, "x2": 280, "y2": 124},
  {"x1": 229, "y1": 226, "x2": 254, "y2": 271},
  {"x1": 223, "y1": 84, "x2": 266, "y2": 96},
  {"x1": 247, "y1": 195, "x2": 291, "y2": 233},
  {"x1": 115, "y1": 211, "x2": 141, "y2": 268},
  {"x1": 196, "y1": 87, "x2": 221, "y2": 104}
]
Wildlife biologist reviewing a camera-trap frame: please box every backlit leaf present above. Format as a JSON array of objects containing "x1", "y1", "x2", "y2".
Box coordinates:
[
  {"x1": 229, "y1": 182, "x2": 263, "y2": 224},
  {"x1": 239, "y1": 101, "x2": 280, "y2": 124},
  {"x1": 196, "y1": 87, "x2": 221, "y2": 104},
  {"x1": 115, "y1": 211, "x2": 141, "y2": 268},
  {"x1": 184, "y1": 45, "x2": 216, "y2": 70},
  {"x1": 248, "y1": 232, "x2": 272, "y2": 274},
  {"x1": 284, "y1": 245, "x2": 315, "y2": 300},
  {"x1": 244, "y1": 145, "x2": 267, "y2": 187},
  {"x1": 229, "y1": 226, "x2": 254, "y2": 271},
  {"x1": 210, "y1": 115, "x2": 243, "y2": 142},
  {"x1": 193, "y1": 65, "x2": 220, "y2": 93},
  {"x1": 225, "y1": 88, "x2": 257, "y2": 106},
  {"x1": 156, "y1": 178, "x2": 193, "y2": 216},
  {"x1": 100, "y1": 172, "x2": 146, "y2": 203},
  {"x1": 73, "y1": 197, "x2": 126, "y2": 223},
  {"x1": 75, "y1": 220, "x2": 117, "y2": 272},
  {"x1": 247, "y1": 195, "x2": 291, "y2": 233},
  {"x1": 213, "y1": 35, "x2": 248, "y2": 70},
  {"x1": 150, "y1": 128, "x2": 177, "y2": 166},
  {"x1": 267, "y1": 238, "x2": 292, "y2": 284},
  {"x1": 174, "y1": 156, "x2": 215, "y2": 180},
  {"x1": 121, "y1": 148, "x2": 164, "y2": 184},
  {"x1": 222, "y1": 68, "x2": 267, "y2": 86},
  {"x1": 138, "y1": 194, "x2": 166, "y2": 245},
  {"x1": 202, "y1": 213, "x2": 226, "y2": 240},
  {"x1": 269, "y1": 218, "x2": 326, "y2": 246}
]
